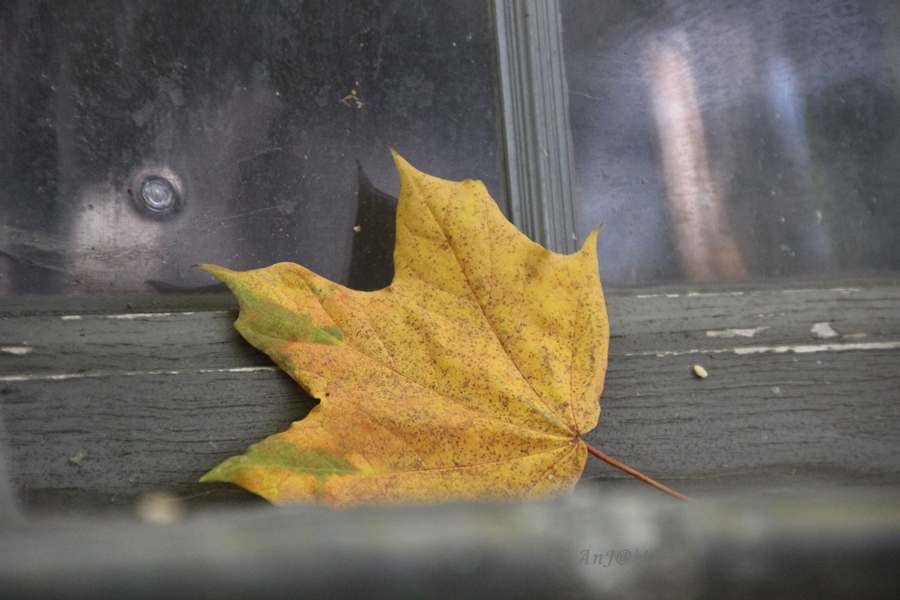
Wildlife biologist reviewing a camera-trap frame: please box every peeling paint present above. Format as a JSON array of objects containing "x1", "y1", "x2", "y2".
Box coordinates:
[
  {"x1": 706, "y1": 327, "x2": 769, "y2": 338},
  {"x1": 811, "y1": 322, "x2": 839, "y2": 338},
  {"x1": 634, "y1": 288, "x2": 860, "y2": 301},
  {"x1": 623, "y1": 340, "x2": 900, "y2": 357},
  {"x1": 735, "y1": 341, "x2": 900, "y2": 355},
  {"x1": 1, "y1": 346, "x2": 32, "y2": 355},
  {"x1": 783, "y1": 288, "x2": 860, "y2": 294},
  {"x1": 197, "y1": 367, "x2": 280, "y2": 374},
  {"x1": 687, "y1": 291, "x2": 744, "y2": 297},
  {"x1": 0, "y1": 365, "x2": 279, "y2": 383}
]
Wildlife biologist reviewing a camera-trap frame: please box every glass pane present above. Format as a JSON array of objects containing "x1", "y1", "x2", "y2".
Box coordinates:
[
  {"x1": 562, "y1": 0, "x2": 900, "y2": 285},
  {"x1": 0, "y1": 0, "x2": 506, "y2": 295}
]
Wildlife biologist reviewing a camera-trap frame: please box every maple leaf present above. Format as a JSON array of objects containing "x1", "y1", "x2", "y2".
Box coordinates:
[{"x1": 199, "y1": 152, "x2": 681, "y2": 506}]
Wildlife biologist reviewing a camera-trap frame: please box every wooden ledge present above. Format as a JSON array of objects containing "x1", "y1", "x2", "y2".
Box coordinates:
[{"x1": 1, "y1": 281, "x2": 899, "y2": 512}]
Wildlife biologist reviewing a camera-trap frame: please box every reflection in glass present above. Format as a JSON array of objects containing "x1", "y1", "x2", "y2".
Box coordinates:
[
  {"x1": 563, "y1": 0, "x2": 900, "y2": 285},
  {"x1": 646, "y1": 34, "x2": 747, "y2": 281},
  {"x1": 0, "y1": 0, "x2": 505, "y2": 296}
]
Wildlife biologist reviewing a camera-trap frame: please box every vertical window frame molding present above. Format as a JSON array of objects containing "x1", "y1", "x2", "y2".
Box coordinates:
[{"x1": 492, "y1": 0, "x2": 578, "y2": 254}]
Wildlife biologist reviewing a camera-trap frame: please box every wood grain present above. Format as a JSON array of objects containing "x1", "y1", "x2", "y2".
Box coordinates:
[{"x1": 1, "y1": 282, "x2": 899, "y2": 509}]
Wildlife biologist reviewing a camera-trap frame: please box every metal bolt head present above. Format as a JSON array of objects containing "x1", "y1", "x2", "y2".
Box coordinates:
[
  {"x1": 141, "y1": 177, "x2": 175, "y2": 211},
  {"x1": 131, "y1": 175, "x2": 183, "y2": 219}
]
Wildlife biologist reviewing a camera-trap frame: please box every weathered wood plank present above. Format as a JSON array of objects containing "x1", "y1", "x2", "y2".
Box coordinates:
[
  {"x1": 587, "y1": 350, "x2": 900, "y2": 486},
  {"x1": 2, "y1": 489, "x2": 899, "y2": 599},
  {"x1": 1, "y1": 283, "x2": 898, "y2": 509},
  {"x1": 2, "y1": 370, "x2": 313, "y2": 509},
  {"x1": 606, "y1": 285, "x2": 900, "y2": 354}
]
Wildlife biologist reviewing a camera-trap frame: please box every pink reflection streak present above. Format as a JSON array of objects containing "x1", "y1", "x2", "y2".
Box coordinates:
[{"x1": 647, "y1": 39, "x2": 747, "y2": 281}]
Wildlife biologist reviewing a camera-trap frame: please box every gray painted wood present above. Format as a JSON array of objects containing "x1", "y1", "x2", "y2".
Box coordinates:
[
  {"x1": 3, "y1": 489, "x2": 899, "y2": 599},
  {"x1": 587, "y1": 283, "x2": 900, "y2": 491},
  {"x1": 1, "y1": 282, "x2": 899, "y2": 510}
]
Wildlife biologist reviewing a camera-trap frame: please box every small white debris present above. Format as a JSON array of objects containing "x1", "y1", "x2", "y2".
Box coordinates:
[
  {"x1": 69, "y1": 451, "x2": 86, "y2": 465},
  {"x1": 353, "y1": 225, "x2": 361, "y2": 233},
  {"x1": 692, "y1": 365, "x2": 708, "y2": 379},
  {"x1": 548, "y1": 474, "x2": 554, "y2": 480},
  {"x1": 811, "y1": 322, "x2": 839, "y2": 338}
]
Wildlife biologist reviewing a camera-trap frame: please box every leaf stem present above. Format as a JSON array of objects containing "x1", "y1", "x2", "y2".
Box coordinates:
[{"x1": 584, "y1": 442, "x2": 691, "y2": 501}]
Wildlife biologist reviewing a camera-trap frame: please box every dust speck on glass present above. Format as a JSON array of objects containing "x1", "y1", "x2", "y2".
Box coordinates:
[
  {"x1": 0, "y1": 0, "x2": 506, "y2": 296},
  {"x1": 562, "y1": 0, "x2": 900, "y2": 285}
]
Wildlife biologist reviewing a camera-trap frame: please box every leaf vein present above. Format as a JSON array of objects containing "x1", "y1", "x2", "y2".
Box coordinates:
[{"x1": 417, "y1": 194, "x2": 570, "y2": 433}]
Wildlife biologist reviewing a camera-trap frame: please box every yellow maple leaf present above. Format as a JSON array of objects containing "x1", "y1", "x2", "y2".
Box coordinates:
[{"x1": 199, "y1": 152, "x2": 628, "y2": 505}]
